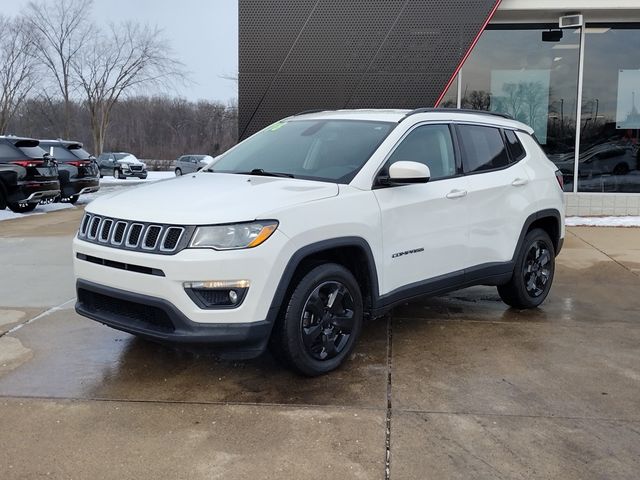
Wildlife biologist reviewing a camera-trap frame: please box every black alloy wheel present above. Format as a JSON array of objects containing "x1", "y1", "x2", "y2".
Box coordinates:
[
  {"x1": 271, "y1": 263, "x2": 363, "y2": 376},
  {"x1": 300, "y1": 281, "x2": 356, "y2": 361},
  {"x1": 522, "y1": 240, "x2": 552, "y2": 298},
  {"x1": 497, "y1": 228, "x2": 555, "y2": 309}
]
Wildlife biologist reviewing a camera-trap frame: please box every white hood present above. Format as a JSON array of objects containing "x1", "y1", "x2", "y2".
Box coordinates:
[{"x1": 87, "y1": 173, "x2": 339, "y2": 224}]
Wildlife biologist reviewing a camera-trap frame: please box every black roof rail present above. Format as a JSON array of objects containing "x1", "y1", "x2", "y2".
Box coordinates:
[{"x1": 400, "y1": 107, "x2": 514, "y2": 122}]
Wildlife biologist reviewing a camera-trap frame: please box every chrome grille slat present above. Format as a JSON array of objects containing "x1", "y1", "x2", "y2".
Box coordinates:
[
  {"x1": 112, "y1": 221, "x2": 127, "y2": 245},
  {"x1": 142, "y1": 225, "x2": 163, "y2": 250},
  {"x1": 78, "y1": 215, "x2": 190, "y2": 255},
  {"x1": 161, "y1": 227, "x2": 184, "y2": 252},
  {"x1": 99, "y1": 219, "x2": 113, "y2": 242},
  {"x1": 88, "y1": 216, "x2": 101, "y2": 239},
  {"x1": 126, "y1": 224, "x2": 144, "y2": 248}
]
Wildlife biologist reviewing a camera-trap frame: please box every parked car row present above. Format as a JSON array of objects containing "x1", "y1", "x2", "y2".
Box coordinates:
[{"x1": 0, "y1": 136, "x2": 101, "y2": 213}]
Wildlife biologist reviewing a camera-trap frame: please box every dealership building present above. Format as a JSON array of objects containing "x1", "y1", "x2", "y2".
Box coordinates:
[{"x1": 239, "y1": 0, "x2": 640, "y2": 215}]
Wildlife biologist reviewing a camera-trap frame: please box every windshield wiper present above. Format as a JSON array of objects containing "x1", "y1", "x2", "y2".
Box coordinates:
[{"x1": 236, "y1": 168, "x2": 294, "y2": 178}]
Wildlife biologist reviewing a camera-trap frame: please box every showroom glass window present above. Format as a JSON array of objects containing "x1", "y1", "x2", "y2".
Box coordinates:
[
  {"x1": 579, "y1": 25, "x2": 640, "y2": 193},
  {"x1": 440, "y1": 25, "x2": 580, "y2": 192}
]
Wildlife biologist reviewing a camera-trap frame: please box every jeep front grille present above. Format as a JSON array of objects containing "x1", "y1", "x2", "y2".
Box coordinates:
[{"x1": 77, "y1": 213, "x2": 192, "y2": 255}]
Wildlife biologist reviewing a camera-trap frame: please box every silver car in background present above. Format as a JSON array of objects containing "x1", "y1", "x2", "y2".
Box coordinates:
[{"x1": 174, "y1": 155, "x2": 214, "y2": 176}]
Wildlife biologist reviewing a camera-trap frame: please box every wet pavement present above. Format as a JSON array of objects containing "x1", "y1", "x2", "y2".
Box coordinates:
[{"x1": 0, "y1": 209, "x2": 639, "y2": 479}]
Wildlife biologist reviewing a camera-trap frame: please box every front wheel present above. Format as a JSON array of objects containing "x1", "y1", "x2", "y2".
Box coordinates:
[
  {"x1": 114, "y1": 169, "x2": 123, "y2": 180},
  {"x1": 271, "y1": 263, "x2": 363, "y2": 376},
  {"x1": 175, "y1": 168, "x2": 182, "y2": 176},
  {"x1": 498, "y1": 228, "x2": 555, "y2": 309},
  {"x1": 67, "y1": 195, "x2": 79, "y2": 204},
  {"x1": 8, "y1": 202, "x2": 37, "y2": 213}
]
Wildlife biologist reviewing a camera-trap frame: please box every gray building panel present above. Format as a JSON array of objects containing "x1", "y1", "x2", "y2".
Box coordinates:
[{"x1": 239, "y1": 0, "x2": 500, "y2": 139}]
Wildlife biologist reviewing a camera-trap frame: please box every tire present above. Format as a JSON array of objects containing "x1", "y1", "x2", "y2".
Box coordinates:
[
  {"x1": 498, "y1": 228, "x2": 555, "y2": 309},
  {"x1": 8, "y1": 202, "x2": 37, "y2": 213},
  {"x1": 114, "y1": 169, "x2": 123, "y2": 180},
  {"x1": 67, "y1": 195, "x2": 79, "y2": 204},
  {"x1": 0, "y1": 188, "x2": 7, "y2": 210},
  {"x1": 270, "y1": 263, "x2": 363, "y2": 376},
  {"x1": 175, "y1": 168, "x2": 182, "y2": 176}
]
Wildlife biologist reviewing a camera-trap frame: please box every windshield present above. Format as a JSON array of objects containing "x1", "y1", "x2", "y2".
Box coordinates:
[{"x1": 211, "y1": 119, "x2": 394, "y2": 183}]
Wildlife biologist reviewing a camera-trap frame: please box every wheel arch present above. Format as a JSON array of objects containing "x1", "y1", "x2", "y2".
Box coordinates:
[
  {"x1": 266, "y1": 237, "x2": 380, "y2": 326},
  {"x1": 514, "y1": 209, "x2": 563, "y2": 258}
]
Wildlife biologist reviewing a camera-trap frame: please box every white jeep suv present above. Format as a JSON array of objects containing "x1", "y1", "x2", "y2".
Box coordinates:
[{"x1": 74, "y1": 109, "x2": 565, "y2": 376}]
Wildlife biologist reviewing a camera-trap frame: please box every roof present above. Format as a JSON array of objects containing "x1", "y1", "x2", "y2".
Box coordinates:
[
  {"x1": 0, "y1": 135, "x2": 40, "y2": 144},
  {"x1": 39, "y1": 139, "x2": 84, "y2": 148},
  {"x1": 287, "y1": 108, "x2": 534, "y2": 133}
]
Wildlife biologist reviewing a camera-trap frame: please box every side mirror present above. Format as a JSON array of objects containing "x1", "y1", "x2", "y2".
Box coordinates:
[{"x1": 388, "y1": 161, "x2": 431, "y2": 185}]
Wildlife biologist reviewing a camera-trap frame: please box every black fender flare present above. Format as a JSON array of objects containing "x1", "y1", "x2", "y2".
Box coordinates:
[
  {"x1": 264, "y1": 236, "x2": 380, "y2": 326},
  {"x1": 512, "y1": 209, "x2": 563, "y2": 260}
]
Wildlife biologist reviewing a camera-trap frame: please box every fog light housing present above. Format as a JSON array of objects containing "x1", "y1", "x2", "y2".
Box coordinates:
[{"x1": 183, "y1": 280, "x2": 250, "y2": 309}]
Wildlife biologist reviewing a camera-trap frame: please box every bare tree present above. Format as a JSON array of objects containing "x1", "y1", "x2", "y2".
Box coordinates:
[
  {"x1": 0, "y1": 16, "x2": 38, "y2": 134},
  {"x1": 72, "y1": 22, "x2": 184, "y2": 154},
  {"x1": 25, "y1": 0, "x2": 93, "y2": 138}
]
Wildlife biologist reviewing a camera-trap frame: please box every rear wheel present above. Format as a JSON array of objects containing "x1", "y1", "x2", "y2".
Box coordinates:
[
  {"x1": 270, "y1": 263, "x2": 363, "y2": 376},
  {"x1": 8, "y1": 202, "x2": 37, "y2": 213},
  {"x1": 0, "y1": 189, "x2": 6, "y2": 210},
  {"x1": 498, "y1": 228, "x2": 555, "y2": 309},
  {"x1": 175, "y1": 168, "x2": 182, "y2": 176},
  {"x1": 67, "y1": 195, "x2": 79, "y2": 204}
]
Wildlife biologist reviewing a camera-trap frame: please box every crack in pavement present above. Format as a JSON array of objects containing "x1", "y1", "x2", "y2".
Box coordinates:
[{"x1": 0, "y1": 298, "x2": 76, "y2": 339}]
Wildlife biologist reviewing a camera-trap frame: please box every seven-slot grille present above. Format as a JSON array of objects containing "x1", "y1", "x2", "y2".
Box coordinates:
[{"x1": 78, "y1": 213, "x2": 190, "y2": 254}]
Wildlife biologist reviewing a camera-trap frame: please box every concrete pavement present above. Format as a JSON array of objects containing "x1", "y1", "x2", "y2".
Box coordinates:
[{"x1": 0, "y1": 208, "x2": 638, "y2": 479}]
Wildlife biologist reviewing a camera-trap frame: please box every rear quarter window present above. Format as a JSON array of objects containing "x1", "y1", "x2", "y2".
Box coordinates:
[
  {"x1": 504, "y1": 130, "x2": 526, "y2": 162},
  {"x1": 458, "y1": 124, "x2": 509, "y2": 173}
]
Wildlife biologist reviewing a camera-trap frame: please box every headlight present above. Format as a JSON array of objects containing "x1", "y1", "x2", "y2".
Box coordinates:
[{"x1": 189, "y1": 221, "x2": 278, "y2": 250}]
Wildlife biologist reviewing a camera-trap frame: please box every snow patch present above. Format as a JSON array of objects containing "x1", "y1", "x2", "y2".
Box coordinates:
[{"x1": 566, "y1": 216, "x2": 640, "y2": 227}]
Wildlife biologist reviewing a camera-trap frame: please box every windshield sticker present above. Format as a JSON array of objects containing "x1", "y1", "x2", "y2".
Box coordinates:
[{"x1": 269, "y1": 121, "x2": 287, "y2": 131}]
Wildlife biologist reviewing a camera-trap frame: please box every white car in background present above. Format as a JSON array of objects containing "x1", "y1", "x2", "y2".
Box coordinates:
[
  {"x1": 174, "y1": 155, "x2": 215, "y2": 176},
  {"x1": 74, "y1": 109, "x2": 565, "y2": 376}
]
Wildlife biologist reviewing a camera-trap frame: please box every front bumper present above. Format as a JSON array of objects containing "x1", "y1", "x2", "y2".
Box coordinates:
[
  {"x1": 76, "y1": 279, "x2": 271, "y2": 358},
  {"x1": 73, "y1": 231, "x2": 291, "y2": 357},
  {"x1": 121, "y1": 169, "x2": 147, "y2": 178}
]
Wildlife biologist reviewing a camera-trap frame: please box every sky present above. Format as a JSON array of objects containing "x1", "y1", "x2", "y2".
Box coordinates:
[{"x1": 1, "y1": 0, "x2": 239, "y2": 103}]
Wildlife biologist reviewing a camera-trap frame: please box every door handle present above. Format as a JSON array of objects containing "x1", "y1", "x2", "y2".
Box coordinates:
[
  {"x1": 446, "y1": 189, "x2": 467, "y2": 199},
  {"x1": 511, "y1": 178, "x2": 529, "y2": 187}
]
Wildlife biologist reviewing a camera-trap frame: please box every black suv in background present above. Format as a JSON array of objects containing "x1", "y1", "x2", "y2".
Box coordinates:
[
  {"x1": 97, "y1": 152, "x2": 148, "y2": 179},
  {"x1": 40, "y1": 140, "x2": 100, "y2": 204},
  {"x1": 0, "y1": 136, "x2": 60, "y2": 213}
]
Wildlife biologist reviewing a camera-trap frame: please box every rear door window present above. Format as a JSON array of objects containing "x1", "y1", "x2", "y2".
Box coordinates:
[{"x1": 458, "y1": 125, "x2": 509, "y2": 173}]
